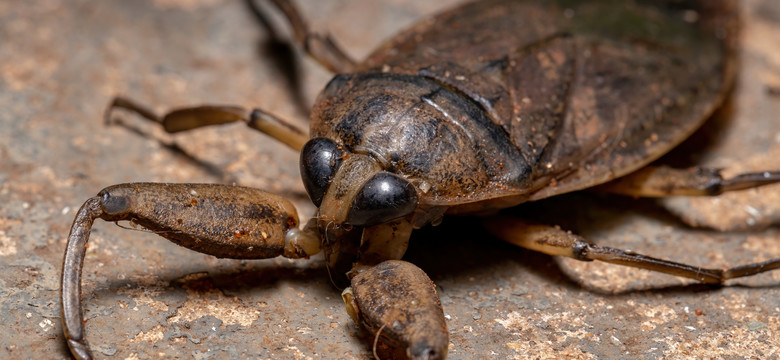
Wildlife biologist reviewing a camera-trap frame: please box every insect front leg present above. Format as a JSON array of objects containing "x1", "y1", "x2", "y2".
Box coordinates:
[
  {"x1": 484, "y1": 217, "x2": 780, "y2": 285},
  {"x1": 61, "y1": 183, "x2": 320, "y2": 360},
  {"x1": 329, "y1": 220, "x2": 448, "y2": 359},
  {"x1": 342, "y1": 260, "x2": 449, "y2": 360}
]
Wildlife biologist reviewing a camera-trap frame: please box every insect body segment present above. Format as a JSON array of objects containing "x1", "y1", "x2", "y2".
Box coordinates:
[{"x1": 312, "y1": 73, "x2": 532, "y2": 205}]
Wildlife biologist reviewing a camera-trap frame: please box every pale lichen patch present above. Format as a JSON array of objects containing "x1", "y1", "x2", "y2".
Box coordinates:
[
  {"x1": 283, "y1": 344, "x2": 314, "y2": 360},
  {"x1": 167, "y1": 287, "x2": 260, "y2": 328},
  {"x1": 496, "y1": 311, "x2": 598, "y2": 359},
  {"x1": 636, "y1": 304, "x2": 676, "y2": 331},
  {"x1": 38, "y1": 318, "x2": 54, "y2": 332},
  {"x1": 654, "y1": 318, "x2": 780, "y2": 358},
  {"x1": 117, "y1": 276, "x2": 170, "y2": 312},
  {"x1": 130, "y1": 325, "x2": 165, "y2": 344},
  {"x1": 0, "y1": 217, "x2": 21, "y2": 256},
  {"x1": 0, "y1": 230, "x2": 17, "y2": 256},
  {"x1": 130, "y1": 293, "x2": 170, "y2": 312}
]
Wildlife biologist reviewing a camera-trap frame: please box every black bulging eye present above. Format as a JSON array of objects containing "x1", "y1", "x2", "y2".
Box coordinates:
[
  {"x1": 300, "y1": 137, "x2": 343, "y2": 207},
  {"x1": 346, "y1": 172, "x2": 418, "y2": 227}
]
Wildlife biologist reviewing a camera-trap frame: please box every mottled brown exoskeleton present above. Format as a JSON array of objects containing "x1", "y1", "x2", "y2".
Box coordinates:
[{"x1": 62, "y1": 0, "x2": 780, "y2": 359}]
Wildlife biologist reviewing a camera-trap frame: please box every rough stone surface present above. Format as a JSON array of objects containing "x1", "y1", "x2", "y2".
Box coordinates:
[{"x1": 1, "y1": 0, "x2": 779, "y2": 359}]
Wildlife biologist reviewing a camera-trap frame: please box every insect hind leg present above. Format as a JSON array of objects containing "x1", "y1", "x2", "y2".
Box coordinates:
[
  {"x1": 247, "y1": 0, "x2": 357, "y2": 74},
  {"x1": 484, "y1": 216, "x2": 780, "y2": 285},
  {"x1": 597, "y1": 165, "x2": 780, "y2": 197}
]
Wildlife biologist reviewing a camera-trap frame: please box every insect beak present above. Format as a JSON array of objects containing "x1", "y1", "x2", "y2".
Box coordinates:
[
  {"x1": 317, "y1": 165, "x2": 419, "y2": 228},
  {"x1": 316, "y1": 153, "x2": 382, "y2": 225}
]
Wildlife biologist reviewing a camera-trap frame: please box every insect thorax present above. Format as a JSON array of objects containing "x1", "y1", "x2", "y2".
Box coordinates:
[{"x1": 310, "y1": 72, "x2": 532, "y2": 205}]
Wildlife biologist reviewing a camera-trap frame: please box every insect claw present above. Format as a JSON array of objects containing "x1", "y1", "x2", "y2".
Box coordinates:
[
  {"x1": 66, "y1": 339, "x2": 94, "y2": 360},
  {"x1": 61, "y1": 197, "x2": 103, "y2": 360}
]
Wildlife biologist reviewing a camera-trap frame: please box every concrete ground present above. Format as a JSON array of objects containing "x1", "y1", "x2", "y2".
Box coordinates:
[{"x1": 1, "y1": 0, "x2": 779, "y2": 359}]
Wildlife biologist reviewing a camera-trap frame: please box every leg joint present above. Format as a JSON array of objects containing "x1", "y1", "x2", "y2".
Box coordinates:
[{"x1": 572, "y1": 240, "x2": 593, "y2": 262}]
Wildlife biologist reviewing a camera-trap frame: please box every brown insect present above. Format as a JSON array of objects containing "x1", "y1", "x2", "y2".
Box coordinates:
[{"x1": 61, "y1": 0, "x2": 780, "y2": 359}]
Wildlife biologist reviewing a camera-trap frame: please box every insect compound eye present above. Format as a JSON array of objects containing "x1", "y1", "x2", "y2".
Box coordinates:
[
  {"x1": 346, "y1": 172, "x2": 418, "y2": 227},
  {"x1": 300, "y1": 137, "x2": 344, "y2": 207}
]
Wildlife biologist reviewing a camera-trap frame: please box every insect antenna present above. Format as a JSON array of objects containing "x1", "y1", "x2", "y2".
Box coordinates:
[{"x1": 373, "y1": 323, "x2": 387, "y2": 360}]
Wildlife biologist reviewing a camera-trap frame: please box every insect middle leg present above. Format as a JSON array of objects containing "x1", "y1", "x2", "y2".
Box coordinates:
[
  {"x1": 105, "y1": 97, "x2": 309, "y2": 151},
  {"x1": 484, "y1": 217, "x2": 780, "y2": 285},
  {"x1": 103, "y1": 0, "x2": 355, "y2": 152}
]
